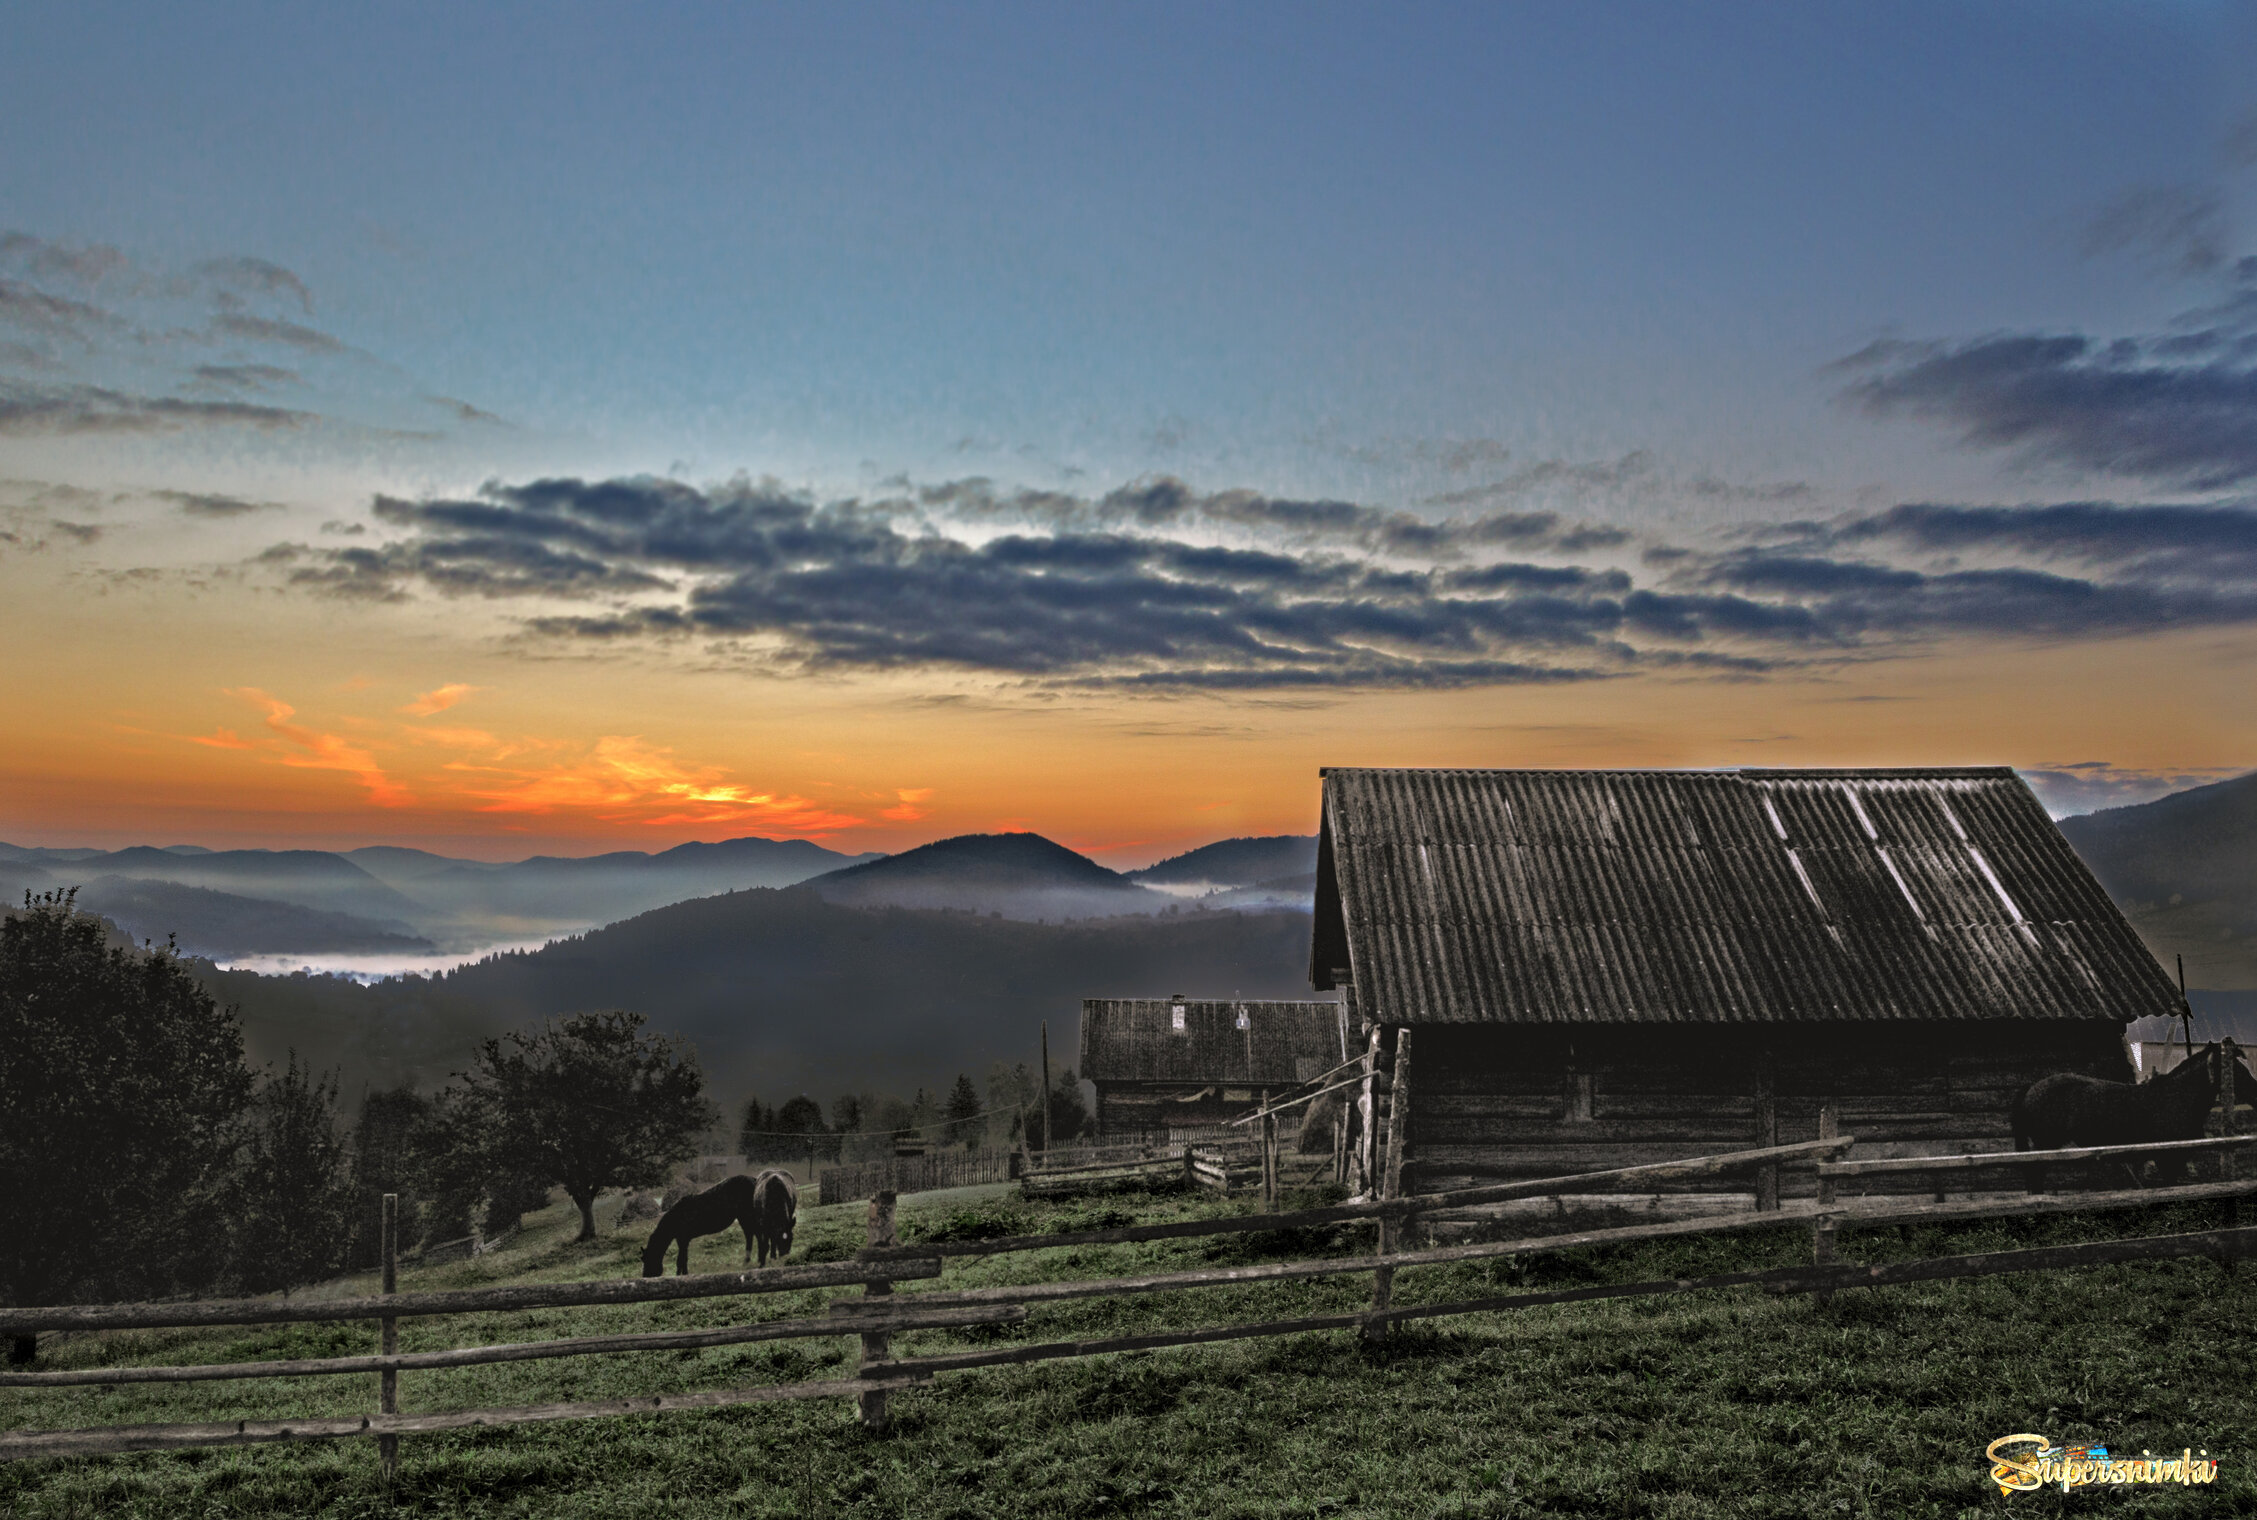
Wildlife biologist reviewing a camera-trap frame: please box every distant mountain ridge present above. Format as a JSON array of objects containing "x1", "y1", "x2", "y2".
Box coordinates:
[
  {"x1": 0, "y1": 834, "x2": 882, "y2": 959},
  {"x1": 1127, "y1": 835, "x2": 1317, "y2": 891},
  {"x1": 808, "y1": 832, "x2": 1171, "y2": 920}
]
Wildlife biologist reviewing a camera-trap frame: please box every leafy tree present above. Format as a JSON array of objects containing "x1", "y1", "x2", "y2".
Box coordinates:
[
  {"x1": 349, "y1": 1086, "x2": 428, "y2": 1268},
  {"x1": 451, "y1": 1010, "x2": 715, "y2": 1241},
  {"x1": 229, "y1": 1052, "x2": 353, "y2": 1296},
  {"x1": 944, "y1": 1073, "x2": 983, "y2": 1148},
  {"x1": 828, "y1": 1093, "x2": 862, "y2": 1134},
  {"x1": 0, "y1": 891, "x2": 254, "y2": 1361}
]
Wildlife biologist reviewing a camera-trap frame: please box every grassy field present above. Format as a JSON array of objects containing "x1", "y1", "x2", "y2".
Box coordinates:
[{"x1": 2, "y1": 1181, "x2": 2251, "y2": 1518}]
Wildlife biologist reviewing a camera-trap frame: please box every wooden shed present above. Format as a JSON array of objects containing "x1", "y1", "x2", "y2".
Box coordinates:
[
  {"x1": 1310, "y1": 767, "x2": 2184, "y2": 1199},
  {"x1": 1080, "y1": 996, "x2": 1349, "y2": 1144}
]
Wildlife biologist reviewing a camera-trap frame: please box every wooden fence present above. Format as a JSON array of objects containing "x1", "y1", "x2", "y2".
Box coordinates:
[
  {"x1": 816, "y1": 1146, "x2": 1024, "y2": 1203},
  {"x1": 7, "y1": 1126, "x2": 2255, "y2": 1462}
]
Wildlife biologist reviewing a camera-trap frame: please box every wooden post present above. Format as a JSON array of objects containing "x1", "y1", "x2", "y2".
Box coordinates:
[
  {"x1": 856, "y1": 1191, "x2": 897, "y2": 1431},
  {"x1": 1753, "y1": 1049, "x2": 1779, "y2": 1213},
  {"x1": 1812, "y1": 1103, "x2": 1838, "y2": 1302},
  {"x1": 1038, "y1": 1021, "x2": 1050, "y2": 1157},
  {"x1": 1367, "y1": 1028, "x2": 1412, "y2": 1340},
  {"x1": 379, "y1": 1192, "x2": 399, "y2": 1479},
  {"x1": 1260, "y1": 1089, "x2": 1278, "y2": 1208},
  {"x1": 2223, "y1": 1039, "x2": 2241, "y2": 1262},
  {"x1": 1182, "y1": 1144, "x2": 1195, "y2": 1188},
  {"x1": 1355, "y1": 1025, "x2": 1383, "y2": 1197}
]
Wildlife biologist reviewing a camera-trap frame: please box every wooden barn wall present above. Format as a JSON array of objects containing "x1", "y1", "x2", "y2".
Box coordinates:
[{"x1": 1405, "y1": 1022, "x2": 2132, "y2": 1196}]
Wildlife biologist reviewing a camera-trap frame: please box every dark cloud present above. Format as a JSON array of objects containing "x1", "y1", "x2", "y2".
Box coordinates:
[
  {"x1": 211, "y1": 312, "x2": 346, "y2": 354},
  {"x1": 153, "y1": 490, "x2": 287, "y2": 519},
  {"x1": 286, "y1": 476, "x2": 1773, "y2": 688},
  {"x1": 192, "y1": 363, "x2": 301, "y2": 392},
  {"x1": 426, "y1": 394, "x2": 508, "y2": 426},
  {"x1": 0, "y1": 278, "x2": 122, "y2": 342},
  {"x1": 1836, "y1": 332, "x2": 2257, "y2": 489},
  {"x1": 2082, "y1": 185, "x2": 2228, "y2": 276},
  {"x1": 930, "y1": 473, "x2": 1630, "y2": 560},
  {"x1": 0, "y1": 232, "x2": 129, "y2": 287},
  {"x1": 196, "y1": 256, "x2": 313, "y2": 314},
  {"x1": 1827, "y1": 500, "x2": 2257, "y2": 578},
  {"x1": 0, "y1": 381, "x2": 315, "y2": 436},
  {"x1": 267, "y1": 466, "x2": 2257, "y2": 691}
]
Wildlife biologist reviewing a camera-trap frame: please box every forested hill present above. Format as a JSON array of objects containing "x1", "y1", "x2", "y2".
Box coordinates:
[
  {"x1": 202, "y1": 887, "x2": 1318, "y2": 1111},
  {"x1": 2059, "y1": 770, "x2": 2257, "y2": 989}
]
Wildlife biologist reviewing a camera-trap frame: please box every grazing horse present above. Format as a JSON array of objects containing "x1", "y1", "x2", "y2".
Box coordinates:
[
  {"x1": 2010, "y1": 1043, "x2": 2242, "y2": 1186},
  {"x1": 749, "y1": 1168, "x2": 798, "y2": 1266},
  {"x1": 641, "y1": 1171, "x2": 795, "y2": 1277}
]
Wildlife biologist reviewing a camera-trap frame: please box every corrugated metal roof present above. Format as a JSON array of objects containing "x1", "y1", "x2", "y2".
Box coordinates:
[
  {"x1": 1081, "y1": 998, "x2": 1349, "y2": 1083},
  {"x1": 1312, "y1": 767, "x2": 2181, "y2": 1026}
]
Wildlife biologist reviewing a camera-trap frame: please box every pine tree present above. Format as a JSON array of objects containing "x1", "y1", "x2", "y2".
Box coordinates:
[{"x1": 944, "y1": 1073, "x2": 982, "y2": 1148}]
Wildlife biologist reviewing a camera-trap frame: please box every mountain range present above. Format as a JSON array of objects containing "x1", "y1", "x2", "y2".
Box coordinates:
[
  {"x1": 14, "y1": 768, "x2": 2257, "y2": 1115},
  {"x1": 0, "y1": 836, "x2": 882, "y2": 959}
]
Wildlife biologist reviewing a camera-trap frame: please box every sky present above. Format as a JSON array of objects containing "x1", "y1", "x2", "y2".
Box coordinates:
[{"x1": 4, "y1": 2, "x2": 2256, "y2": 866}]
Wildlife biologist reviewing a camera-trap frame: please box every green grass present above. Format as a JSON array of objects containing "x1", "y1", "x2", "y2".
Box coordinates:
[{"x1": 3, "y1": 1185, "x2": 2251, "y2": 1518}]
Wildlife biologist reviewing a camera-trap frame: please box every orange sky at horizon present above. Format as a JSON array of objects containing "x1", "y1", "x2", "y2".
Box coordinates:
[{"x1": 5, "y1": 542, "x2": 2251, "y2": 868}]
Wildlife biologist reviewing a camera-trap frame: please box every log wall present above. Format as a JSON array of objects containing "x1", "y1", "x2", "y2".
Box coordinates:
[{"x1": 1406, "y1": 1021, "x2": 2133, "y2": 1196}]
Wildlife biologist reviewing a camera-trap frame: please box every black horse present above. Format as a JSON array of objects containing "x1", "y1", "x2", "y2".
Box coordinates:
[
  {"x1": 640, "y1": 1170, "x2": 798, "y2": 1277},
  {"x1": 2010, "y1": 1043, "x2": 2251, "y2": 1186}
]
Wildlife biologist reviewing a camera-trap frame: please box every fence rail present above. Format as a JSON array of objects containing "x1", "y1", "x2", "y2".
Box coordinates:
[{"x1": 8, "y1": 1109, "x2": 2250, "y2": 1464}]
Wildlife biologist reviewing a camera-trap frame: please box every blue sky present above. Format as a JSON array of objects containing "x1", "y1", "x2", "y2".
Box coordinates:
[{"x1": 3, "y1": 3, "x2": 2255, "y2": 855}]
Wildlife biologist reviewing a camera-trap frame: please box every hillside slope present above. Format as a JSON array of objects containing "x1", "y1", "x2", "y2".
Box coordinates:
[
  {"x1": 2060, "y1": 770, "x2": 2257, "y2": 986},
  {"x1": 204, "y1": 887, "x2": 1316, "y2": 1107}
]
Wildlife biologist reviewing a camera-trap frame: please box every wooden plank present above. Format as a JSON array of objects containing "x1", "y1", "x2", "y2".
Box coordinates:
[
  {"x1": 1819, "y1": 1134, "x2": 2257, "y2": 1179},
  {"x1": 1023, "y1": 1155, "x2": 1179, "y2": 1181},
  {"x1": 0, "y1": 1377, "x2": 920, "y2": 1460},
  {"x1": 0, "y1": 1306, "x2": 1026, "y2": 1387},
  {"x1": 1415, "y1": 1118, "x2": 1770, "y2": 1146},
  {"x1": 0, "y1": 1257, "x2": 942, "y2": 1336}
]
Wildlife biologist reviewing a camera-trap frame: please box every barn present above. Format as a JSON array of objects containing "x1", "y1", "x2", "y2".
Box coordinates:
[
  {"x1": 1310, "y1": 766, "x2": 2185, "y2": 1201},
  {"x1": 1080, "y1": 996, "x2": 1349, "y2": 1144}
]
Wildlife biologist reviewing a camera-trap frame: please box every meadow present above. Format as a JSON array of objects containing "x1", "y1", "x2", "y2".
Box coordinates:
[{"x1": 2, "y1": 1180, "x2": 2251, "y2": 1519}]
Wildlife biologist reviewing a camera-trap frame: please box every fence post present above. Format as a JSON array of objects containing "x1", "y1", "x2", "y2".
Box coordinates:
[
  {"x1": 2223, "y1": 1039, "x2": 2241, "y2": 1266},
  {"x1": 1367, "y1": 1028, "x2": 1412, "y2": 1341},
  {"x1": 1753, "y1": 1050, "x2": 1779, "y2": 1213},
  {"x1": 856, "y1": 1191, "x2": 897, "y2": 1432},
  {"x1": 1812, "y1": 1103, "x2": 1838, "y2": 1303},
  {"x1": 1355, "y1": 1025, "x2": 1383, "y2": 1197},
  {"x1": 379, "y1": 1192, "x2": 399, "y2": 1480},
  {"x1": 1182, "y1": 1144, "x2": 1194, "y2": 1188},
  {"x1": 1261, "y1": 1090, "x2": 1278, "y2": 1208}
]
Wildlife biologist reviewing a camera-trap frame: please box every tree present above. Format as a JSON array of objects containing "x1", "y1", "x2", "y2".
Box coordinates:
[
  {"x1": 1022, "y1": 1065, "x2": 1091, "y2": 1153},
  {"x1": 829, "y1": 1093, "x2": 862, "y2": 1135},
  {"x1": 451, "y1": 1011, "x2": 715, "y2": 1241},
  {"x1": 944, "y1": 1073, "x2": 982, "y2": 1149},
  {"x1": 737, "y1": 1098, "x2": 773, "y2": 1162},
  {"x1": 229, "y1": 1052, "x2": 353, "y2": 1296},
  {"x1": 0, "y1": 891, "x2": 254, "y2": 1361},
  {"x1": 349, "y1": 1087, "x2": 428, "y2": 1268}
]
